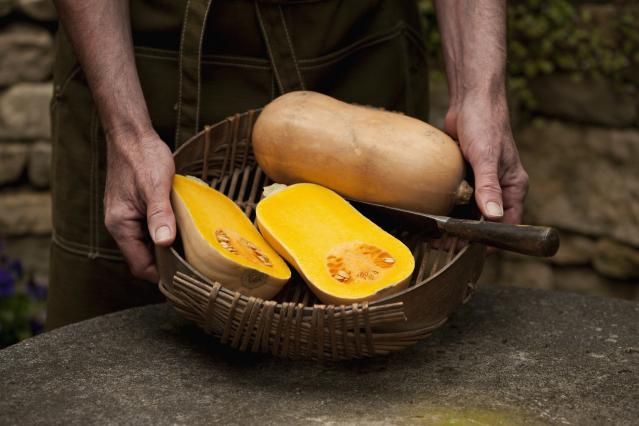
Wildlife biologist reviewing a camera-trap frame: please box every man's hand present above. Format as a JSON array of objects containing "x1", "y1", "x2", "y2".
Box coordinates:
[
  {"x1": 104, "y1": 129, "x2": 176, "y2": 282},
  {"x1": 55, "y1": 0, "x2": 176, "y2": 280},
  {"x1": 435, "y1": 0, "x2": 529, "y2": 224},
  {"x1": 444, "y1": 96, "x2": 528, "y2": 224}
]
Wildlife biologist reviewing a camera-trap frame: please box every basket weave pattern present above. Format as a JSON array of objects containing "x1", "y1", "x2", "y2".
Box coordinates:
[{"x1": 156, "y1": 110, "x2": 486, "y2": 361}]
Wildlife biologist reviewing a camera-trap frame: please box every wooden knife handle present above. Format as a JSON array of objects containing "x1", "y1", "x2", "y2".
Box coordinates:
[{"x1": 439, "y1": 219, "x2": 560, "y2": 257}]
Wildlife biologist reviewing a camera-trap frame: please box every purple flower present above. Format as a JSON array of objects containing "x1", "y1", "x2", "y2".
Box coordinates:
[
  {"x1": 0, "y1": 268, "x2": 15, "y2": 298},
  {"x1": 29, "y1": 320, "x2": 44, "y2": 335},
  {"x1": 8, "y1": 260, "x2": 23, "y2": 278},
  {"x1": 27, "y1": 278, "x2": 47, "y2": 301}
]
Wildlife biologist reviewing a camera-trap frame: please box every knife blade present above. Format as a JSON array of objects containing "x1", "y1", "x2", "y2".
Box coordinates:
[{"x1": 347, "y1": 198, "x2": 559, "y2": 257}]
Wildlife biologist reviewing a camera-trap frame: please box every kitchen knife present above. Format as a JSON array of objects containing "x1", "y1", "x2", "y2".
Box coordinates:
[{"x1": 348, "y1": 199, "x2": 560, "y2": 257}]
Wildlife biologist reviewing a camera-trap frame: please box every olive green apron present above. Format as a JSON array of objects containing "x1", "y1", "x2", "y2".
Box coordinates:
[{"x1": 46, "y1": 0, "x2": 429, "y2": 330}]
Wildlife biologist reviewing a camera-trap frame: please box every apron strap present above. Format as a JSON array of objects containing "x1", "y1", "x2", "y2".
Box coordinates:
[
  {"x1": 255, "y1": 1, "x2": 306, "y2": 94},
  {"x1": 175, "y1": 0, "x2": 214, "y2": 148},
  {"x1": 175, "y1": 0, "x2": 308, "y2": 147}
]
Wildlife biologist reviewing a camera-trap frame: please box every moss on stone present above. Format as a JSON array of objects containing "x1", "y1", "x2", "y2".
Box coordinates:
[{"x1": 419, "y1": 0, "x2": 639, "y2": 112}]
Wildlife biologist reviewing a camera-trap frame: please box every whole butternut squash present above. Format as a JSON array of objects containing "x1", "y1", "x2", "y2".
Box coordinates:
[{"x1": 252, "y1": 91, "x2": 472, "y2": 215}]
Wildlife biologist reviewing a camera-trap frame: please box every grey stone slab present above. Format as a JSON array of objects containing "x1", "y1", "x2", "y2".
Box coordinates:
[
  {"x1": 0, "y1": 82, "x2": 52, "y2": 140},
  {"x1": 0, "y1": 143, "x2": 29, "y2": 185},
  {"x1": 530, "y1": 75, "x2": 637, "y2": 127},
  {"x1": 593, "y1": 238, "x2": 639, "y2": 280},
  {"x1": 549, "y1": 232, "x2": 595, "y2": 267},
  {"x1": 517, "y1": 119, "x2": 639, "y2": 248},
  {"x1": 0, "y1": 189, "x2": 51, "y2": 236},
  {"x1": 27, "y1": 140, "x2": 51, "y2": 189},
  {"x1": 0, "y1": 0, "x2": 12, "y2": 17},
  {"x1": 553, "y1": 266, "x2": 638, "y2": 301},
  {"x1": 1, "y1": 287, "x2": 638, "y2": 425},
  {"x1": 17, "y1": 0, "x2": 57, "y2": 21},
  {"x1": 0, "y1": 24, "x2": 53, "y2": 86}
]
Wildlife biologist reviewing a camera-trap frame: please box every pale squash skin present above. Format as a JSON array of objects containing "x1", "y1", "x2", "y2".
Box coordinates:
[
  {"x1": 256, "y1": 183, "x2": 414, "y2": 305},
  {"x1": 252, "y1": 91, "x2": 472, "y2": 215},
  {"x1": 171, "y1": 176, "x2": 290, "y2": 299}
]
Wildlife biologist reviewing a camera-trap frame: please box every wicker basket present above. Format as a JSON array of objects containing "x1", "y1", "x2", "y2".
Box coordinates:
[{"x1": 156, "y1": 109, "x2": 486, "y2": 361}]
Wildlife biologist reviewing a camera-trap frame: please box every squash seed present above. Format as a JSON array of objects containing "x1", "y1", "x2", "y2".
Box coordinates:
[
  {"x1": 215, "y1": 230, "x2": 230, "y2": 243},
  {"x1": 255, "y1": 252, "x2": 272, "y2": 266},
  {"x1": 336, "y1": 270, "x2": 350, "y2": 279},
  {"x1": 326, "y1": 242, "x2": 395, "y2": 284},
  {"x1": 215, "y1": 229, "x2": 272, "y2": 265}
]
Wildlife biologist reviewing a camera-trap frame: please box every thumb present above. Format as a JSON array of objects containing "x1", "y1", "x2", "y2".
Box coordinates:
[
  {"x1": 472, "y1": 160, "x2": 504, "y2": 220},
  {"x1": 146, "y1": 185, "x2": 176, "y2": 247}
]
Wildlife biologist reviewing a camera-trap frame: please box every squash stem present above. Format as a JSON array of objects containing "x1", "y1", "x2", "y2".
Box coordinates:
[{"x1": 454, "y1": 180, "x2": 474, "y2": 205}]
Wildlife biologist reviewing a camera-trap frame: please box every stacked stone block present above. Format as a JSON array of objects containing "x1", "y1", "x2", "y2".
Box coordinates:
[{"x1": 0, "y1": 0, "x2": 56, "y2": 281}]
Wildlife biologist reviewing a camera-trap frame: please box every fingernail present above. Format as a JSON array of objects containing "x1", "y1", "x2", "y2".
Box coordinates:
[
  {"x1": 155, "y1": 226, "x2": 171, "y2": 243},
  {"x1": 486, "y1": 201, "x2": 503, "y2": 217}
]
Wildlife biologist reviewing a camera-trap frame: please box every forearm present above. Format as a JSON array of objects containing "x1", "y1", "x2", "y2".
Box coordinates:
[
  {"x1": 54, "y1": 0, "x2": 152, "y2": 139},
  {"x1": 434, "y1": 0, "x2": 508, "y2": 107},
  {"x1": 433, "y1": 1, "x2": 528, "y2": 225}
]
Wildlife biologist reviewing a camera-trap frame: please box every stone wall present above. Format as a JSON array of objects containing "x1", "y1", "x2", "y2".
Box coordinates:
[
  {"x1": 513, "y1": 72, "x2": 639, "y2": 296},
  {"x1": 0, "y1": 0, "x2": 56, "y2": 283}
]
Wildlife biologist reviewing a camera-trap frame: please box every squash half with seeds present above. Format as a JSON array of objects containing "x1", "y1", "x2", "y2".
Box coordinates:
[
  {"x1": 256, "y1": 183, "x2": 414, "y2": 305},
  {"x1": 171, "y1": 175, "x2": 290, "y2": 298}
]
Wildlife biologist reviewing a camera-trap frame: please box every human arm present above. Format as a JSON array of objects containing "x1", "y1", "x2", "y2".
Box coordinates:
[
  {"x1": 54, "y1": 0, "x2": 175, "y2": 281},
  {"x1": 434, "y1": 0, "x2": 528, "y2": 224}
]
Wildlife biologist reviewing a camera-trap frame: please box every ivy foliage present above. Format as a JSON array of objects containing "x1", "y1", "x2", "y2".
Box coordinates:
[{"x1": 419, "y1": 0, "x2": 639, "y2": 109}]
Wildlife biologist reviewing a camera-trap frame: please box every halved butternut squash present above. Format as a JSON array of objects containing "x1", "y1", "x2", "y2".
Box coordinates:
[
  {"x1": 171, "y1": 175, "x2": 290, "y2": 298},
  {"x1": 256, "y1": 183, "x2": 415, "y2": 305}
]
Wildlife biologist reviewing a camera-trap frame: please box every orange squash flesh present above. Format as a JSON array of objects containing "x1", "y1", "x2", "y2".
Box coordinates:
[
  {"x1": 256, "y1": 183, "x2": 415, "y2": 305},
  {"x1": 172, "y1": 175, "x2": 290, "y2": 298}
]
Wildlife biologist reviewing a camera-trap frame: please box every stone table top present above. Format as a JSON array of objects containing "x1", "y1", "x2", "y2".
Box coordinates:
[{"x1": 1, "y1": 287, "x2": 638, "y2": 425}]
